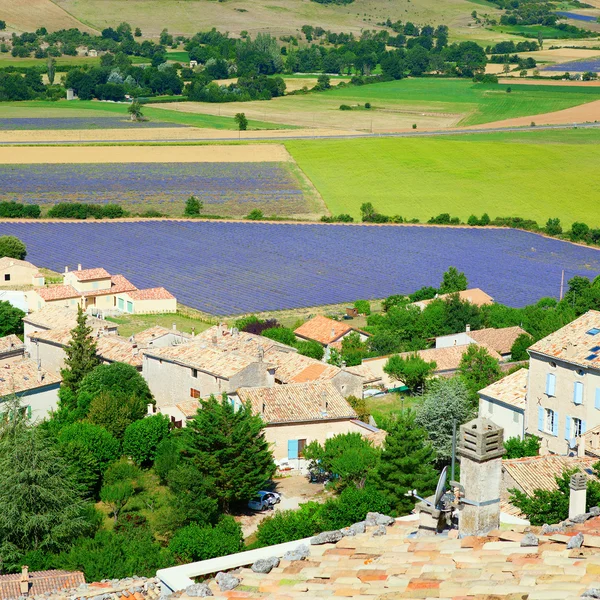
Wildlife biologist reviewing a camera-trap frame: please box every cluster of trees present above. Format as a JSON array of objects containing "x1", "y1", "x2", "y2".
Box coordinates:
[
  {"x1": 0, "y1": 70, "x2": 48, "y2": 101},
  {"x1": 47, "y1": 203, "x2": 127, "y2": 219},
  {"x1": 186, "y1": 74, "x2": 286, "y2": 103},
  {"x1": 0, "y1": 201, "x2": 41, "y2": 219}
]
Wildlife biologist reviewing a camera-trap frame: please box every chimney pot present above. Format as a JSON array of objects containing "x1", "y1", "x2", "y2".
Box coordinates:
[
  {"x1": 20, "y1": 565, "x2": 29, "y2": 595},
  {"x1": 569, "y1": 473, "x2": 587, "y2": 518},
  {"x1": 466, "y1": 324, "x2": 471, "y2": 332},
  {"x1": 173, "y1": 323, "x2": 176, "y2": 330},
  {"x1": 77, "y1": 264, "x2": 82, "y2": 271},
  {"x1": 64, "y1": 266, "x2": 68, "y2": 273}
]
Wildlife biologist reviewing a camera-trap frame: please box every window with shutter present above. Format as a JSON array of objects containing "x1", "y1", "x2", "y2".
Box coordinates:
[
  {"x1": 565, "y1": 415, "x2": 571, "y2": 440},
  {"x1": 574, "y1": 381, "x2": 584, "y2": 405},
  {"x1": 287, "y1": 439, "x2": 299, "y2": 459},
  {"x1": 546, "y1": 373, "x2": 556, "y2": 396},
  {"x1": 595, "y1": 388, "x2": 600, "y2": 410},
  {"x1": 538, "y1": 406, "x2": 544, "y2": 431},
  {"x1": 553, "y1": 411, "x2": 559, "y2": 437}
]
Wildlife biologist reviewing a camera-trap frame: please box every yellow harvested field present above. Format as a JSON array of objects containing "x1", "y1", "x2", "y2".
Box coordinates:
[
  {"x1": 0, "y1": 0, "x2": 94, "y2": 32},
  {"x1": 0, "y1": 144, "x2": 293, "y2": 164},
  {"x1": 476, "y1": 98, "x2": 600, "y2": 127},
  {"x1": 519, "y1": 48, "x2": 600, "y2": 63},
  {"x1": 485, "y1": 64, "x2": 508, "y2": 74},
  {"x1": 147, "y1": 100, "x2": 463, "y2": 132}
]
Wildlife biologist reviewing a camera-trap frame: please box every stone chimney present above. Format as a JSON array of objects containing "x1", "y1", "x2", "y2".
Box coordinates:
[
  {"x1": 77, "y1": 263, "x2": 82, "y2": 271},
  {"x1": 64, "y1": 266, "x2": 68, "y2": 273},
  {"x1": 20, "y1": 566, "x2": 29, "y2": 596},
  {"x1": 466, "y1": 324, "x2": 471, "y2": 332},
  {"x1": 569, "y1": 472, "x2": 587, "y2": 519},
  {"x1": 457, "y1": 417, "x2": 505, "y2": 537}
]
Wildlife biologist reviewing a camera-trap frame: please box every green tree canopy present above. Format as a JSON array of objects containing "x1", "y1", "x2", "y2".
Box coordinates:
[
  {"x1": 383, "y1": 353, "x2": 436, "y2": 394},
  {"x1": 123, "y1": 414, "x2": 170, "y2": 466},
  {"x1": 510, "y1": 335, "x2": 534, "y2": 361},
  {"x1": 372, "y1": 410, "x2": 439, "y2": 515},
  {"x1": 504, "y1": 435, "x2": 540, "y2": 459},
  {"x1": 181, "y1": 395, "x2": 275, "y2": 513},
  {"x1": 438, "y1": 266, "x2": 468, "y2": 294},
  {"x1": 0, "y1": 235, "x2": 27, "y2": 259},
  {"x1": 87, "y1": 391, "x2": 148, "y2": 439},
  {"x1": 0, "y1": 300, "x2": 25, "y2": 337},
  {"x1": 458, "y1": 344, "x2": 502, "y2": 405}
]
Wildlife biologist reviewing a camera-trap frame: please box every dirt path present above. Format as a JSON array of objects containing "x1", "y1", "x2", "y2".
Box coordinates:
[{"x1": 0, "y1": 144, "x2": 293, "y2": 163}]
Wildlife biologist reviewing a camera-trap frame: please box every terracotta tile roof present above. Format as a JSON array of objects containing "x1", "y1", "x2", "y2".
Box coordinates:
[
  {"x1": 0, "y1": 257, "x2": 37, "y2": 271},
  {"x1": 176, "y1": 399, "x2": 201, "y2": 418},
  {"x1": 237, "y1": 382, "x2": 357, "y2": 424},
  {"x1": 71, "y1": 267, "x2": 111, "y2": 281},
  {"x1": 468, "y1": 326, "x2": 528, "y2": 355},
  {"x1": 398, "y1": 343, "x2": 502, "y2": 373},
  {"x1": 36, "y1": 284, "x2": 80, "y2": 301},
  {"x1": 133, "y1": 325, "x2": 191, "y2": 345},
  {"x1": 24, "y1": 306, "x2": 116, "y2": 332},
  {"x1": 0, "y1": 359, "x2": 60, "y2": 396},
  {"x1": 264, "y1": 348, "x2": 344, "y2": 383},
  {"x1": 145, "y1": 344, "x2": 268, "y2": 379},
  {"x1": 529, "y1": 309, "x2": 600, "y2": 369},
  {"x1": 294, "y1": 315, "x2": 353, "y2": 345},
  {"x1": 0, "y1": 570, "x2": 85, "y2": 600},
  {"x1": 345, "y1": 363, "x2": 381, "y2": 384},
  {"x1": 82, "y1": 274, "x2": 137, "y2": 297},
  {"x1": 478, "y1": 367, "x2": 528, "y2": 410},
  {"x1": 0, "y1": 334, "x2": 25, "y2": 355},
  {"x1": 414, "y1": 287, "x2": 495, "y2": 309},
  {"x1": 197, "y1": 515, "x2": 600, "y2": 600},
  {"x1": 125, "y1": 287, "x2": 175, "y2": 301}
]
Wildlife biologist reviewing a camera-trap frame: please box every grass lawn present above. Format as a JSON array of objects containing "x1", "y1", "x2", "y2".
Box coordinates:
[
  {"x1": 0, "y1": 100, "x2": 288, "y2": 130},
  {"x1": 0, "y1": 55, "x2": 101, "y2": 68},
  {"x1": 366, "y1": 393, "x2": 421, "y2": 427},
  {"x1": 286, "y1": 127, "x2": 600, "y2": 228},
  {"x1": 166, "y1": 51, "x2": 190, "y2": 63},
  {"x1": 106, "y1": 310, "x2": 213, "y2": 338}
]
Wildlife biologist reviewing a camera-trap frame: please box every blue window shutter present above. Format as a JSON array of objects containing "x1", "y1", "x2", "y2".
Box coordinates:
[
  {"x1": 574, "y1": 381, "x2": 583, "y2": 405},
  {"x1": 538, "y1": 407, "x2": 544, "y2": 432},
  {"x1": 288, "y1": 439, "x2": 298, "y2": 460},
  {"x1": 565, "y1": 416, "x2": 571, "y2": 440},
  {"x1": 546, "y1": 373, "x2": 556, "y2": 396},
  {"x1": 582, "y1": 420, "x2": 587, "y2": 434},
  {"x1": 595, "y1": 388, "x2": 600, "y2": 410},
  {"x1": 553, "y1": 411, "x2": 559, "y2": 437}
]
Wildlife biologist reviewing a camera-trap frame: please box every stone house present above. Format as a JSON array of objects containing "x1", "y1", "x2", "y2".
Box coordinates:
[
  {"x1": 0, "y1": 257, "x2": 43, "y2": 287},
  {"x1": 411, "y1": 287, "x2": 494, "y2": 311},
  {"x1": 436, "y1": 325, "x2": 527, "y2": 360}
]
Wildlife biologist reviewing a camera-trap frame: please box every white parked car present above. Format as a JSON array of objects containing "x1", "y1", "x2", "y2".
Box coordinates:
[{"x1": 248, "y1": 490, "x2": 281, "y2": 511}]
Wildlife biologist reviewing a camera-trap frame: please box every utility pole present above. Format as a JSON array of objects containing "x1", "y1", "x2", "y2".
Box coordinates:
[{"x1": 560, "y1": 269, "x2": 565, "y2": 300}]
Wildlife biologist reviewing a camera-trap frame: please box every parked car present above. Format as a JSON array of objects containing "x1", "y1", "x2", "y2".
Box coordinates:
[{"x1": 248, "y1": 490, "x2": 281, "y2": 511}]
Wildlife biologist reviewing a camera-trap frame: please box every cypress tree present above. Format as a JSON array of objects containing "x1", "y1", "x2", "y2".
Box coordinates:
[
  {"x1": 372, "y1": 410, "x2": 439, "y2": 515},
  {"x1": 182, "y1": 395, "x2": 275, "y2": 513},
  {"x1": 60, "y1": 305, "x2": 99, "y2": 393}
]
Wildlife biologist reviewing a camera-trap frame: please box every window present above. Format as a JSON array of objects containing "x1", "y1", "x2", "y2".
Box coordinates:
[
  {"x1": 126, "y1": 301, "x2": 133, "y2": 313},
  {"x1": 287, "y1": 438, "x2": 308, "y2": 460},
  {"x1": 192, "y1": 368, "x2": 198, "y2": 378},
  {"x1": 539, "y1": 407, "x2": 558, "y2": 436},
  {"x1": 190, "y1": 388, "x2": 200, "y2": 398},
  {"x1": 513, "y1": 411, "x2": 519, "y2": 423},
  {"x1": 298, "y1": 439, "x2": 307, "y2": 457},
  {"x1": 572, "y1": 417, "x2": 584, "y2": 438},
  {"x1": 3, "y1": 274, "x2": 9, "y2": 281},
  {"x1": 92, "y1": 281, "x2": 99, "y2": 289},
  {"x1": 118, "y1": 298, "x2": 124, "y2": 310},
  {"x1": 596, "y1": 388, "x2": 600, "y2": 410},
  {"x1": 545, "y1": 373, "x2": 556, "y2": 396},
  {"x1": 574, "y1": 381, "x2": 584, "y2": 405},
  {"x1": 577, "y1": 369, "x2": 585, "y2": 377}
]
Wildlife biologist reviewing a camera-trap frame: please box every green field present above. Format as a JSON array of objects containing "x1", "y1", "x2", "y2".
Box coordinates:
[
  {"x1": 0, "y1": 100, "x2": 290, "y2": 130},
  {"x1": 490, "y1": 24, "x2": 597, "y2": 39},
  {"x1": 166, "y1": 51, "x2": 190, "y2": 63},
  {"x1": 286, "y1": 128, "x2": 600, "y2": 228}
]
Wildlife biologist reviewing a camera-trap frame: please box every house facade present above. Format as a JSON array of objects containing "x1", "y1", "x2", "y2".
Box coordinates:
[
  {"x1": 0, "y1": 257, "x2": 42, "y2": 287},
  {"x1": 411, "y1": 288, "x2": 494, "y2": 311},
  {"x1": 436, "y1": 325, "x2": 527, "y2": 360}
]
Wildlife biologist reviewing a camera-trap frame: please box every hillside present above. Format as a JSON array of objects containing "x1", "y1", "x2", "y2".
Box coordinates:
[
  {"x1": 0, "y1": 0, "x2": 96, "y2": 33},
  {"x1": 51, "y1": 0, "x2": 502, "y2": 40}
]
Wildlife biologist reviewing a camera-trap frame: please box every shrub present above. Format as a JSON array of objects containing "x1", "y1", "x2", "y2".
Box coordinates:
[
  {"x1": 412, "y1": 123, "x2": 417, "y2": 129},
  {"x1": 123, "y1": 414, "x2": 170, "y2": 466},
  {"x1": 262, "y1": 326, "x2": 296, "y2": 346},
  {"x1": 354, "y1": 300, "x2": 371, "y2": 315},
  {"x1": 296, "y1": 339, "x2": 324, "y2": 360},
  {"x1": 0, "y1": 201, "x2": 41, "y2": 219},
  {"x1": 255, "y1": 502, "x2": 323, "y2": 546},
  {"x1": 320, "y1": 486, "x2": 391, "y2": 530},
  {"x1": 545, "y1": 218, "x2": 562, "y2": 236},
  {"x1": 154, "y1": 436, "x2": 182, "y2": 484},
  {"x1": 245, "y1": 209, "x2": 264, "y2": 220},
  {"x1": 504, "y1": 435, "x2": 540, "y2": 459},
  {"x1": 364, "y1": 102, "x2": 371, "y2": 109},
  {"x1": 169, "y1": 517, "x2": 243, "y2": 562},
  {"x1": 184, "y1": 196, "x2": 203, "y2": 217},
  {"x1": 339, "y1": 104, "x2": 352, "y2": 110},
  {"x1": 570, "y1": 221, "x2": 590, "y2": 242},
  {"x1": 58, "y1": 422, "x2": 120, "y2": 473}
]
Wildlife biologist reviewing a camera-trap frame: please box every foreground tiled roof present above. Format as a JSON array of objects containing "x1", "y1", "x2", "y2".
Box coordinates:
[
  {"x1": 0, "y1": 359, "x2": 61, "y2": 396},
  {"x1": 0, "y1": 256, "x2": 37, "y2": 271},
  {"x1": 70, "y1": 267, "x2": 111, "y2": 281},
  {"x1": 0, "y1": 334, "x2": 25, "y2": 355},
  {"x1": 82, "y1": 274, "x2": 137, "y2": 297},
  {"x1": 529, "y1": 309, "x2": 600, "y2": 369},
  {"x1": 294, "y1": 315, "x2": 353, "y2": 345},
  {"x1": 415, "y1": 287, "x2": 495, "y2": 309},
  {"x1": 398, "y1": 343, "x2": 502, "y2": 373},
  {"x1": 237, "y1": 382, "x2": 357, "y2": 424},
  {"x1": 468, "y1": 325, "x2": 528, "y2": 355},
  {"x1": 36, "y1": 284, "x2": 80, "y2": 301},
  {"x1": 478, "y1": 367, "x2": 528, "y2": 409},
  {"x1": 0, "y1": 570, "x2": 84, "y2": 600},
  {"x1": 24, "y1": 306, "x2": 115, "y2": 332},
  {"x1": 197, "y1": 516, "x2": 600, "y2": 599},
  {"x1": 125, "y1": 287, "x2": 175, "y2": 301},
  {"x1": 265, "y1": 349, "x2": 345, "y2": 384}
]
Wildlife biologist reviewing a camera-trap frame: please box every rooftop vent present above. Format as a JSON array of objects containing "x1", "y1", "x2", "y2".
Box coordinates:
[{"x1": 587, "y1": 328, "x2": 600, "y2": 336}]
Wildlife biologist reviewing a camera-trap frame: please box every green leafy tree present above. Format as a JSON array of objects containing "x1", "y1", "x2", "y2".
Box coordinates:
[
  {"x1": 372, "y1": 410, "x2": 439, "y2": 514},
  {"x1": 182, "y1": 395, "x2": 275, "y2": 513},
  {"x1": 0, "y1": 300, "x2": 25, "y2": 336},
  {"x1": 169, "y1": 516, "x2": 243, "y2": 562},
  {"x1": 262, "y1": 326, "x2": 296, "y2": 346},
  {"x1": 154, "y1": 435, "x2": 182, "y2": 484},
  {"x1": 184, "y1": 195, "x2": 203, "y2": 217},
  {"x1": 87, "y1": 391, "x2": 148, "y2": 439},
  {"x1": 123, "y1": 414, "x2": 170, "y2": 465},
  {"x1": 304, "y1": 432, "x2": 380, "y2": 489},
  {"x1": 439, "y1": 266, "x2": 468, "y2": 294},
  {"x1": 354, "y1": 300, "x2": 371, "y2": 315},
  {"x1": 127, "y1": 99, "x2": 143, "y2": 121},
  {"x1": 415, "y1": 378, "x2": 474, "y2": 462},
  {"x1": 235, "y1": 112, "x2": 248, "y2": 130},
  {"x1": 0, "y1": 409, "x2": 93, "y2": 570},
  {"x1": 510, "y1": 334, "x2": 534, "y2": 361},
  {"x1": 347, "y1": 394, "x2": 370, "y2": 423},
  {"x1": 383, "y1": 353, "x2": 436, "y2": 394},
  {"x1": 60, "y1": 305, "x2": 99, "y2": 394},
  {"x1": 504, "y1": 435, "x2": 540, "y2": 459},
  {"x1": 0, "y1": 235, "x2": 27, "y2": 259},
  {"x1": 100, "y1": 480, "x2": 134, "y2": 523},
  {"x1": 458, "y1": 344, "x2": 502, "y2": 404},
  {"x1": 319, "y1": 485, "x2": 391, "y2": 530},
  {"x1": 545, "y1": 218, "x2": 562, "y2": 236},
  {"x1": 570, "y1": 221, "x2": 590, "y2": 242},
  {"x1": 255, "y1": 502, "x2": 323, "y2": 546},
  {"x1": 296, "y1": 339, "x2": 324, "y2": 360},
  {"x1": 47, "y1": 57, "x2": 56, "y2": 85}
]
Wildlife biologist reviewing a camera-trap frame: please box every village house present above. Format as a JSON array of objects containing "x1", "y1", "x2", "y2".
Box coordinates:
[
  {"x1": 294, "y1": 315, "x2": 370, "y2": 359},
  {"x1": 25, "y1": 265, "x2": 176, "y2": 315},
  {"x1": 478, "y1": 367, "x2": 527, "y2": 441},
  {"x1": 0, "y1": 257, "x2": 44, "y2": 287},
  {"x1": 435, "y1": 325, "x2": 527, "y2": 360},
  {"x1": 411, "y1": 287, "x2": 494, "y2": 310},
  {"x1": 0, "y1": 358, "x2": 61, "y2": 421}
]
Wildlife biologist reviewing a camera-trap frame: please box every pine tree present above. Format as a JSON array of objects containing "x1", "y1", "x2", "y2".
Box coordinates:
[
  {"x1": 182, "y1": 395, "x2": 275, "y2": 513},
  {"x1": 60, "y1": 305, "x2": 99, "y2": 393},
  {"x1": 372, "y1": 410, "x2": 439, "y2": 515}
]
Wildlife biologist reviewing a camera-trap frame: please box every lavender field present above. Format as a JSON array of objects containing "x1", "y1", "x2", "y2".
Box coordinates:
[
  {"x1": 0, "y1": 163, "x2": 313, "y2": 217},
  {"x1": 0, "y1": 117, "x2": 187, "y2": 130},
  {"x1": 3, "y1": 222, "x2": 600, "y2": 315},
  {"x1": 543, "y1": 58, "x2": 600, "y2": 72}
]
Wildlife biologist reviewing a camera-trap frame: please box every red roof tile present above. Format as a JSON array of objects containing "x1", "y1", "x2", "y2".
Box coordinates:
[
  {"x1": 125, "y1": 287, "x2": 175, "y2": 301},
  {"x1": 0, "y1": 570, "x2": 84, "y2": 600},
  {"x1": 71, "y1": 267, "x2": 111, "y2": 281}
]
